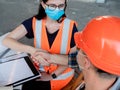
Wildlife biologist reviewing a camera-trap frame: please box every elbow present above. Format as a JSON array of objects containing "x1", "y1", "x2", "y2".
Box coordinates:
[
  {"x1": 1, "y1": 32, "x2": 10, "y2": 46},
  {"x1": 0, "y1": 33, "x2": 10, "y2": 52}
]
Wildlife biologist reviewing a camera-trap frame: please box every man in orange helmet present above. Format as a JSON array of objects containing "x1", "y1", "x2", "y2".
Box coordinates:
[{"x1": 74, "y1": 16, "x2": 120, "y2": 90}]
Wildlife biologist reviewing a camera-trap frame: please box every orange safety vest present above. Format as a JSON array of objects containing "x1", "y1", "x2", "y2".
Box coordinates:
[{"x1": 32, "y1": 17, "x2": 75, "y2": 90}]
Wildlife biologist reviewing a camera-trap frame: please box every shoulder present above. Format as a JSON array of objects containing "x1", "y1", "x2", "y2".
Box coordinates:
[
  {"x1": 22, "y1": 17, "x2": 34, "y2": 26},
  {"x1": 65, "y1": 18, "x2": 78, "y2": 26},
  {"x1": 22, "y1": 16, "x2": 42, "y2": 25}
]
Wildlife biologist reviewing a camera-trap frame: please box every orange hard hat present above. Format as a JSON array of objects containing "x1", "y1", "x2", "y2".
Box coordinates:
[{"x1": 74, "y1": 16, "x2": 120, "y2": 76}]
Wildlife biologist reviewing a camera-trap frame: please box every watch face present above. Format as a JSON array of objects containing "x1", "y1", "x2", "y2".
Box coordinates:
[{"x1": 51, "y1": 73, "x2": 57, "y2": 79}]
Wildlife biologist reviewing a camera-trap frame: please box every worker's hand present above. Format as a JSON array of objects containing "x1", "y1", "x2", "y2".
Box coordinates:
[
  {"x1": 33, "y1": 51, "x2": 53, "y2": 64},
  {"x1": 31, "y1": 50, "x2": 50, "y2": 66}
]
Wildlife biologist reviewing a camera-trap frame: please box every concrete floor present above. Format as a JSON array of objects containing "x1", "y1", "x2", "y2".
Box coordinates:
[
  {"x1": 0, "y1": 0, "x2": 120, "y2": 45},
  {"x1": 0, "y1": 0, "x2": 120, "y2": 33}
]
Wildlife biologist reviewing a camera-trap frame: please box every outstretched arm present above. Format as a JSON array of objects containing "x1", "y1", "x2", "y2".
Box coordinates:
[
  {"x1": 3, "y1": 24, "x2": 36, "y2": 54},
  {"x1": 32, "y1": 46, "x2": 77, "y2": 66},
  {"x1": 3, "y1": 24, "x2": 49, "y2": 66},
  {"x1": 32, "y1": 51, "x2": 68, "y2": 65}
]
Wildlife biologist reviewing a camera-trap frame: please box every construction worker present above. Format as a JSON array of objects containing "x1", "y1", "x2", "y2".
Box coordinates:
[
  {"x1": 3, "y1": 0, "x2": 78, "y2": 90},
  {"x1": 73, "y1": 16, "x2": 120, "y2": 90}
]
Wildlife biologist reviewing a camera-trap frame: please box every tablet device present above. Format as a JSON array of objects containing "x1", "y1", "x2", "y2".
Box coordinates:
[{"x1": 0, "y1": 55, "x2": 41, "y2": 87}]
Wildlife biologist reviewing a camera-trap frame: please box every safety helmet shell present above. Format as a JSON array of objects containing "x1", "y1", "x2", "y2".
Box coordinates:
[{"x1": 75, "y1": 16, "x2": 120, "y2": 76}]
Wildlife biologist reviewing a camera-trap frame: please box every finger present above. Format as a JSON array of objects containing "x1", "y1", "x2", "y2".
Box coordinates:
[
  {"x1": 39, "y1": 52, "x2": 50, "y2": 61},
  {"x1": 35, "y1": 56, "x2": 49, "y2": 66},
  {"x1": 39, "y1": 59, "x2": 50, "y2": 66}
]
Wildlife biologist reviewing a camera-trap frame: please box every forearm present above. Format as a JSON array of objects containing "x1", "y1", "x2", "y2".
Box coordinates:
[
  {"x1": 50, "y1": 46, "x2": 77, "y2": 65},
  {"x1": 50, "y1": 54, "x2": 68, "y2": 65},
  {"x1": 3, "y1": 37, "x2": 36, "y2": 55}
]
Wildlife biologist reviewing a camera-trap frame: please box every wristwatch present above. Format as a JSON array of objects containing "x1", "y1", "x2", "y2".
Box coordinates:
[{"x1": 51, "y1": 73, "x2": 57, "y2": 79}]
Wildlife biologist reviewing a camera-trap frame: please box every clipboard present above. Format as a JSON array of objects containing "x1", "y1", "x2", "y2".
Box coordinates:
[{"x1": 0, "y1": 51, "x2": 41, "y2": 87}]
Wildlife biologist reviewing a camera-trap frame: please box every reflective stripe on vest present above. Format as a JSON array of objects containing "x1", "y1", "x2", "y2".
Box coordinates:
[
  {"x1": 53, "y1": 69, "x2": 74, "y2": 80},
  {"x1": 35, "y1": 20, "x2": 42, "y2": 48},
  {"x1": 60, "y1": 18, "x2": 71, "y2": 54},
  {"x1": 35, "y1": 18, "x2": 71, "y2": 54}
]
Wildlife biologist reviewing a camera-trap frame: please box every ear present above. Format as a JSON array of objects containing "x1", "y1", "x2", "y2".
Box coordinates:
[
  {"x1": 84, "y1": 57, "x2": 91, "y2": 69},
  {"x1": 41, "y1": 1, "x2": 46, "y2": 9}
]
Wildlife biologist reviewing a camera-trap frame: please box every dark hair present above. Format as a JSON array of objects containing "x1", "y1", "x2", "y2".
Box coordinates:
[
  {"x1": 34, "y1": 0, "x2": 47, "y2": 20},
  {"x1": 34, "y1": 0, "x2": 67, "y2": 21}
]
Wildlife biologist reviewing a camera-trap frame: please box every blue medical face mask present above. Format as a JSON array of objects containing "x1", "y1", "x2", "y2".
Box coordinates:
[{"x1": 45, "y1": 7, "x2": 65, "y2": 20}]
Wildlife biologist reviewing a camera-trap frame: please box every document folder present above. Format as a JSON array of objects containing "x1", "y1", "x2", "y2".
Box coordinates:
[{"x1": 0, "y1": 52, "x2": 41, "y2": 87}]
